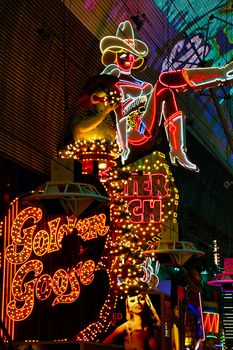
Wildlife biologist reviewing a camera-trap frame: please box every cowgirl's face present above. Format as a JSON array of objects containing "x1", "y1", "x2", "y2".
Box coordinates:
[
  {"x1": 116, "y1": 51, "x2": 135, "y2": 72},
  {"x1": 127, "y1": 294, "x2": 146, "y2": 314}
]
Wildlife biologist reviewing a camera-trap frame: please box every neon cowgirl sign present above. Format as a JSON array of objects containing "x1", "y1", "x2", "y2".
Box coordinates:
[
  {"x1": 5, "y1": 206, "x2": 109, "y2": 321},
  {"x1": 96, "y1": 21, "x2": 233, "y2": 172},
  {"x1": 76, "y1": 21, "x2": 233, "y2": 172},
  {"x1": 124, "y1": 173, "x2": 168, "y2": 224}
]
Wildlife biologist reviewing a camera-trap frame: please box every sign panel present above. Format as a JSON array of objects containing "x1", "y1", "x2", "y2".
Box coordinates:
[
  {"x1": 100, "y1": 292, "x2": 171, "y2": 350},
  {"x1": 1, "y1": 198, "x2": 111, "y2": 340},
  {"x1": 123, "y1": 151, "x2": 179, "y2": 245}
]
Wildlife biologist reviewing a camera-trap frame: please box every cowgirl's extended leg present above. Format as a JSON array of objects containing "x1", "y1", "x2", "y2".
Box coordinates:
[
  {"x1": 157, "y1": 62, "x2": 233, "y2": 172},
  {"x1": 156, "y1": 84, "x2": 199, "y2": 172},
  {"x1": 159, "y1": 61, "x2": 233, "y2": 91}
]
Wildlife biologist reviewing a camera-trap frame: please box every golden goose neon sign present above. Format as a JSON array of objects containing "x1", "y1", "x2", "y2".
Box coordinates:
[{"x1": 5, "y1": 206, "x2": 109, "y2": 321}]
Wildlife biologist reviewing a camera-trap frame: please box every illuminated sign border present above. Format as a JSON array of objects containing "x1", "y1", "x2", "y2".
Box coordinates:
[{"x1": 1, "y1": 202, "x2": 114, "y2": 341}]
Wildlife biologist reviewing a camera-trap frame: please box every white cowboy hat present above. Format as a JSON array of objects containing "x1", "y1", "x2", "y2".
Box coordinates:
[{"x1": 100, "y1": 21, "x2": 149, "y2": 57}]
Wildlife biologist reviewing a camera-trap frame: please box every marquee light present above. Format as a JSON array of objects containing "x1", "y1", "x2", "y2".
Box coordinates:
[
  {"x1": 7, "y1": 259, "x2": 43, "y2": 321},
  {"x1": 100, "y1": 151, "x2": 179, "y2": 296},
  {"x1": 123, "y1": 165, "x2": 177, "y2": 233},
  {"x1": 6, "y1": 207, "x2": 109, "y2": 265},
  {"x1": 125, "y1": 173, "x2": 168, "y2": 198},
  {"x1": 59, "y1": 140, "x2": 119, "y2": 176},
  {"x1": 7, "y1": 258, "x2": 96, "y2": 321},
  {"x1": 124, "y1": 172, "x2": 168, "y2": 224},
  {"x1": 128, "y1": 199, "x2": 162, "y2": 223},
  {"x1": 35, "y1": 274, "x2": 53, "y2": 300},
  {"x1": 76, "y1": 213, "x2": 109, "y2": 239},
  {"x1": 115, "y1": 78, "x2": 157, "y2": 160},
  {"x1": 4, "y1": 207, "x2": 108, "y2": 322}
]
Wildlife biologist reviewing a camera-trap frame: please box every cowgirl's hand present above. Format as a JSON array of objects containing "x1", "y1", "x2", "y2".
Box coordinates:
[
  {"x1": 121, "y1": 147, "x2": 130, "y2": 164},
  {"x1": 90, "y1": 87, "x2": 122, "y2": 107},
  {"x1": 90, "y1": 89, "x2": 108, "y2": 105}
]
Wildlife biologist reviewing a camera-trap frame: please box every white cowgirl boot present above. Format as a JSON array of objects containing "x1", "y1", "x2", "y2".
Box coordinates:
[
  {"x1": 182, "y1": 61, "x2": 233, "y2": 89},
  {"x1": 164, "y1": 111, "x2": 199, "y2": 172}
]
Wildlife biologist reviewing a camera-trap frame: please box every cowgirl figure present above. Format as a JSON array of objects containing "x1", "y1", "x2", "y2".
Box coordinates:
[{"x1": 76, "y1": 21, "x2": 233, "y2": 172}]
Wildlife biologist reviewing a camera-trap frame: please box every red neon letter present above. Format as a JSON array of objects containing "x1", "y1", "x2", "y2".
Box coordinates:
[
  {"x1": 143, "y1": 200, "x2": 161, "y2": 222},
  {"x1": 128, "y1": 199, "x2": 143, "y2": 223},
  {"x1": 151, "y1": 174, "x2": 168, "y2": 198},
  {"x1": 203, "y1": 313, "x2": 219, "y2": 334}
]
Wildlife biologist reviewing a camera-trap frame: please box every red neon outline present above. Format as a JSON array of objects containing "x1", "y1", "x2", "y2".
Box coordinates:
[
  {"x1": 203, "y1": 313, "x2": 219, "y2": 334},
  {"x1": 190, "y1": 73, "x2": 220, "y2": 84},
  {"x1": 182, "y1": 68, "x2": 196, "y2": 87},
  {"x1": 182, "y1": 68, "x2": 222, "y2": 87},
  {"x1": 124, "y1": 173, "x2": 169, "y2": 199},
  {"x1": 164, "y1": 111, "x2": 182, "y2": 152},
  {"x1": 163, "y1": 111, "x2": 181, "y2": 127},
  {"x1": 169, "y1": 122, "x2": 178, "y2": 151},
  {"x1": 159, "y1": 70, "x2": 188, "y2": 89},
  {"x1": 128, "y1": 85, "x2": 157, "y2": 146},
  {"x1": 128, "y1": 199, "x2": 143, "y2": 223},
  {"x1": 142, "y1": 199, "x2": 162, "y2": 223},
  {"x1": 128, "y1": 198, "x2": 162, "y2": 224},
  {"x1": 114, "y1": 80, "x2": 156, "y2": 146}
]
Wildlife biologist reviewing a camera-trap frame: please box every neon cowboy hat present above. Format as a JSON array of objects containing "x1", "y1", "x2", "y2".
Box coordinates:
[{"x1": 100, "y1": 20, "x2": 149, "y2": 57}]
